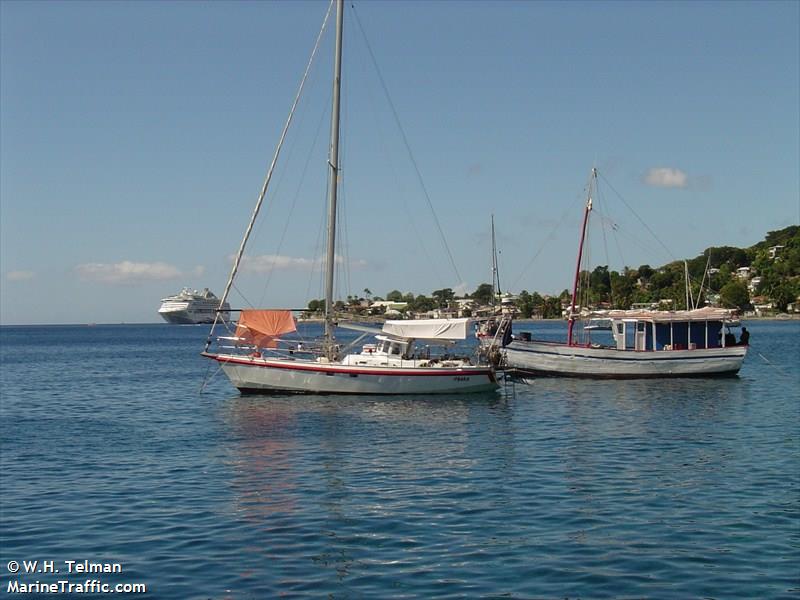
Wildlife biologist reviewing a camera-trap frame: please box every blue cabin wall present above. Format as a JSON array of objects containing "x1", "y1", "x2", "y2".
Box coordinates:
[
  {"x1": 690, "y1": 323, "x2": 707, "y2": 348},
  {"x1": 654, "y1": 324, "x2": 670, "y2": 350},
  {"x1": 654, "y1": 320, "x2": 724, "y2": 350}
]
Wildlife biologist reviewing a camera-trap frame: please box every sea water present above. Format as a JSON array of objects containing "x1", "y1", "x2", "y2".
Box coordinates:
[{"x1": 1, "y1": 320, "x2": 798, "y2": 598}]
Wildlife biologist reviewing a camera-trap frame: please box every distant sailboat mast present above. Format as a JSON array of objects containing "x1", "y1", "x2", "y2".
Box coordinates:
[
  {"x1": 323, "y1": 0, "x2": 344, "y2": 359},
  {"x1": 491, "y1": 214, "x2": 501, "y2": 305}
]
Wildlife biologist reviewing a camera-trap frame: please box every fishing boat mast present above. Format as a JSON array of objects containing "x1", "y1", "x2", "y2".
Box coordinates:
[
  {"x1": 567, "y1": 168, "x2": 596, "y2": 346},
  {"x1": 323, "y1": 0, "x2": 344, "y2": 359}
]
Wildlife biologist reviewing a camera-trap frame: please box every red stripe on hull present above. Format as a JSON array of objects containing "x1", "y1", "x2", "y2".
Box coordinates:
[{"x1": 203, "y1": 352, "x2": 493, "y2": 378}]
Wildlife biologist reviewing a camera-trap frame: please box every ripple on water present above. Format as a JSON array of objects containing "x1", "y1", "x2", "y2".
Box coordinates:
[{"x1": 1, "y1": 322, "x2": 798, "y2": 598}]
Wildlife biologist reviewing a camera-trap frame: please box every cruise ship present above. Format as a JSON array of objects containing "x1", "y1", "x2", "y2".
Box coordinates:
[{"x1": 158, "y1": 288, "x2": 230, "y2": 324}]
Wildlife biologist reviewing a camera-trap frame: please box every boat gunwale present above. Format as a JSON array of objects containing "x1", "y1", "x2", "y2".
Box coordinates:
[
  {"x1": 202, "y1": 352, "x2": 495, "y2": 378},
  {"x1": 505, "y1": 339, "x2": 748, "y2": 357}
]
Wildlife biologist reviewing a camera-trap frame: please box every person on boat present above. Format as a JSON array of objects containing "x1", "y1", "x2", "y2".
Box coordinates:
[
  {"x1": 739, "y1": 327, "x2": 750, "y2": 346},
  {"x1": 502, "y1": 321, "x2": 513, "y2": 347}
]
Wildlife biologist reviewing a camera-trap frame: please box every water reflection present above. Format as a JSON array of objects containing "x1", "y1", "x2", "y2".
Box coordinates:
[
  {"x1": 220, "y1": 393, "x2": 517, "y2": 584},
  {"x1": 221, "y1": 397, "x2": 300, "y2": 519}
]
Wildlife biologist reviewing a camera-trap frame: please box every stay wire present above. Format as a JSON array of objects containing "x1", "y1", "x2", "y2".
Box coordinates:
[
  {"x1": 509, "y1": 190, "x2": 585, "y2": 292},
  {"x1": 206, "y1": 0, "x2": 334, "y2": 351},
  {"x1": 260, "y1": 86, "x2": 332, "y2": 307},
  {"x1": 354, "y1": 23, "x2": 444, "y2": 288},
  {"x1": 351, "y1": 4, "x2": 463, "y2": 286},
  {"x1": 598, "y1": 171, "x2": 675, "y2": 263}
]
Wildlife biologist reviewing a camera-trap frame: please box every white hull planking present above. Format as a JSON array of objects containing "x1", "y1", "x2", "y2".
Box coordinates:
[
  {"x1": 504, "y1": 340, "x2": 747, "y2": 378},
  {"x1": 207, "y1": 353, "x2": 499, "y2": 394}
]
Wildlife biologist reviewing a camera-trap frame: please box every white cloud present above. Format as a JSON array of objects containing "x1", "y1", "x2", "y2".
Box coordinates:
[
  {"x1": 644, "y1": 167, "x2": 688, "y2": 189},
  {"x1": 6, "y1": 270, "x2": 35, "y2": 281},
  {"x1": 237, "y1": 254, "x2": 367, "y2": 273},
  {"x1": 76, "y1": 261, "x2": 182, "y2": 284},
  {"x1": 192, "y1": 265, "x2": 206, "y2": 277}
]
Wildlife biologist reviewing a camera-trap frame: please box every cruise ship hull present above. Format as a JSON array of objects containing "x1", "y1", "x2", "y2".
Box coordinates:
[
  {"x1": 158, "y1": 308, "x2": 216, "y2": 324},
  {"x1": 158, "y1": 288, "x2": 229, "y2": 324}
]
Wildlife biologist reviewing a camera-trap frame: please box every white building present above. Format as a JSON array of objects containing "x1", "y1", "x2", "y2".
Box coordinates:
[{"x1": 768, "y1": 245, "x2": 785, "y2": 260}]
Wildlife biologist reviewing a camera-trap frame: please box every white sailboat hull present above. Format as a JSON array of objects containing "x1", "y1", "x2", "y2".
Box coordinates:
[
  {"x1": 205, "y1": 353, "x2": 499, "y2": 395},
  {"x1": 504, "y1": 340, "x2": 747, "y2": 378}
]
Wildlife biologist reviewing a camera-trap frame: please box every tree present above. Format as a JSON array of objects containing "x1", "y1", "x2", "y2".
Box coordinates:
[
  {"x1": 471, "y1": 283, "x2": 494, "y2": 306},
  {"x1": 610, "y1": 271, "x2": 634, "y2": 309},
  {"x1": 542, "y1": 296, "x2": 563, "y2": 319},
  {"x1": 432, "y1": 288, "x2": 455, "y2": 307},
  {"x1": 386, "y1": 290, "x2": 403, "y2": 302},
  {"x1": 589, "y1": 265, "x2": 611, "y2": 304},
  {"x1": 307, "y1": 299, "x2": 324, "y2": 313},
  {"x1": 517, "y1": 290, "x2": 534, "y2": 318},
  {"x1": 637, "y1": 264, "x2": 654, "y2": 280},
  {"x1": 772, "y1": 282, "x2": 797, "y2": 312},
  {"x1": 409, "y1": 294, "x2": 436, "y2": 312},
  {"x1": 719, "y1": 280, "x2": 750, "y2": 310}
]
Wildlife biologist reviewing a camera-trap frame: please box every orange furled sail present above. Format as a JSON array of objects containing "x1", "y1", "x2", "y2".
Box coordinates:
[{"x1": 235, "y1": 310, "x2": 297, "y2": 348}]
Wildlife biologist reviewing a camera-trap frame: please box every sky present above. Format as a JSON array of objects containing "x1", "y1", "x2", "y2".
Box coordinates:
[{"x1": 1, "y1": 0, "x2": 798, "y2": 325}]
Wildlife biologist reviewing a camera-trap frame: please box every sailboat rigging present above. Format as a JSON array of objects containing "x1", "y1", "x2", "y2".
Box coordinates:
[
  {"x1": 202, "y1": 0, "x2": 500, "y2": 395},
  {"x1": 500, "y1": 168, "x2": 748, "y2": 378}
]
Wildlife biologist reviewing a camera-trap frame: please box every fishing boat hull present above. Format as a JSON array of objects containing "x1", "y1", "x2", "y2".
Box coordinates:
[
  {"x1": 504, "y1": 340, "x2": 747, "y2": 378},
  {"x1": 204, "y1": 353, "x2": 499, "y2": 394}
]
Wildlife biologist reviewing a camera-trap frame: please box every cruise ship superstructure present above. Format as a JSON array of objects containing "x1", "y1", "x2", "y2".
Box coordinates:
[{"x1": 158, "y1": 288, "x2": 230, "y2": 324}]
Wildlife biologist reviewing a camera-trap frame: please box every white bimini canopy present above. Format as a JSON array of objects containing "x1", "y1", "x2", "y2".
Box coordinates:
[
  {"x1": 587, "y1": 307, "x2": 738, "y2": 323},
  {"x1": 382, "y1": 318, "x2": 471, "y2": 341}
]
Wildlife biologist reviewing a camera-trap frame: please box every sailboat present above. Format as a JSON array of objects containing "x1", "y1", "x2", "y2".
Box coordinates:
[
  {"x1": 502, "y1": 168, "x2": 748, "y2": 378},
  {"x1": 202, "y1": 0, "x2": 499, "y2": 395}
]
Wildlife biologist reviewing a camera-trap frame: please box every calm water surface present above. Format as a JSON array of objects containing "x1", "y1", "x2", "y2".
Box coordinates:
[{"x1": 1, "y1": 320, "x2": 798, "y2": 598}]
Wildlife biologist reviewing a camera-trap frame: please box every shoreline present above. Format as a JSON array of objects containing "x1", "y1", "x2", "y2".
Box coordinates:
[{"x1": 2, "y1": 314, "x2": 799, "y2": 328}]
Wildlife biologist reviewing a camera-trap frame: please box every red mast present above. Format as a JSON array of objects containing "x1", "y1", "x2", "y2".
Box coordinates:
[{"x1": 567, "y1": 168, "x2": 596, "y2": 346}]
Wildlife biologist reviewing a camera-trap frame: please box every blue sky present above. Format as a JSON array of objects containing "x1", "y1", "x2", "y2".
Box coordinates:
[{"x1": 2, "y1": 0, "x2": 798, "y2": 325}]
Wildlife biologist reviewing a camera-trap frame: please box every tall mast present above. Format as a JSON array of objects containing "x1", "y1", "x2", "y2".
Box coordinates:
[
  {"x1": 203, "y1": 3, "x2": 333, "y2": 353},
  {"x1": 323, "y1": 0, "x2": 344, "y2": 357},
  {"x1": 567, "y1": 168, "x2": 595, "y2": 346},
  {"x1": 491, "y1": 214, "x2": 501, "y2": 305}
]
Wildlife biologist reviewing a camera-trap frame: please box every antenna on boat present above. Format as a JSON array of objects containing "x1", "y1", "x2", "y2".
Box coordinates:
[
  {"x1": 684, "y1": 260, "x2": 694, "y2": 310},
  {"x1": 323, "y1": 0, "x2": 344, "y2": 360},
  {"x1": 491, "y1": 214, "x2": 502, "y2": 306}
]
